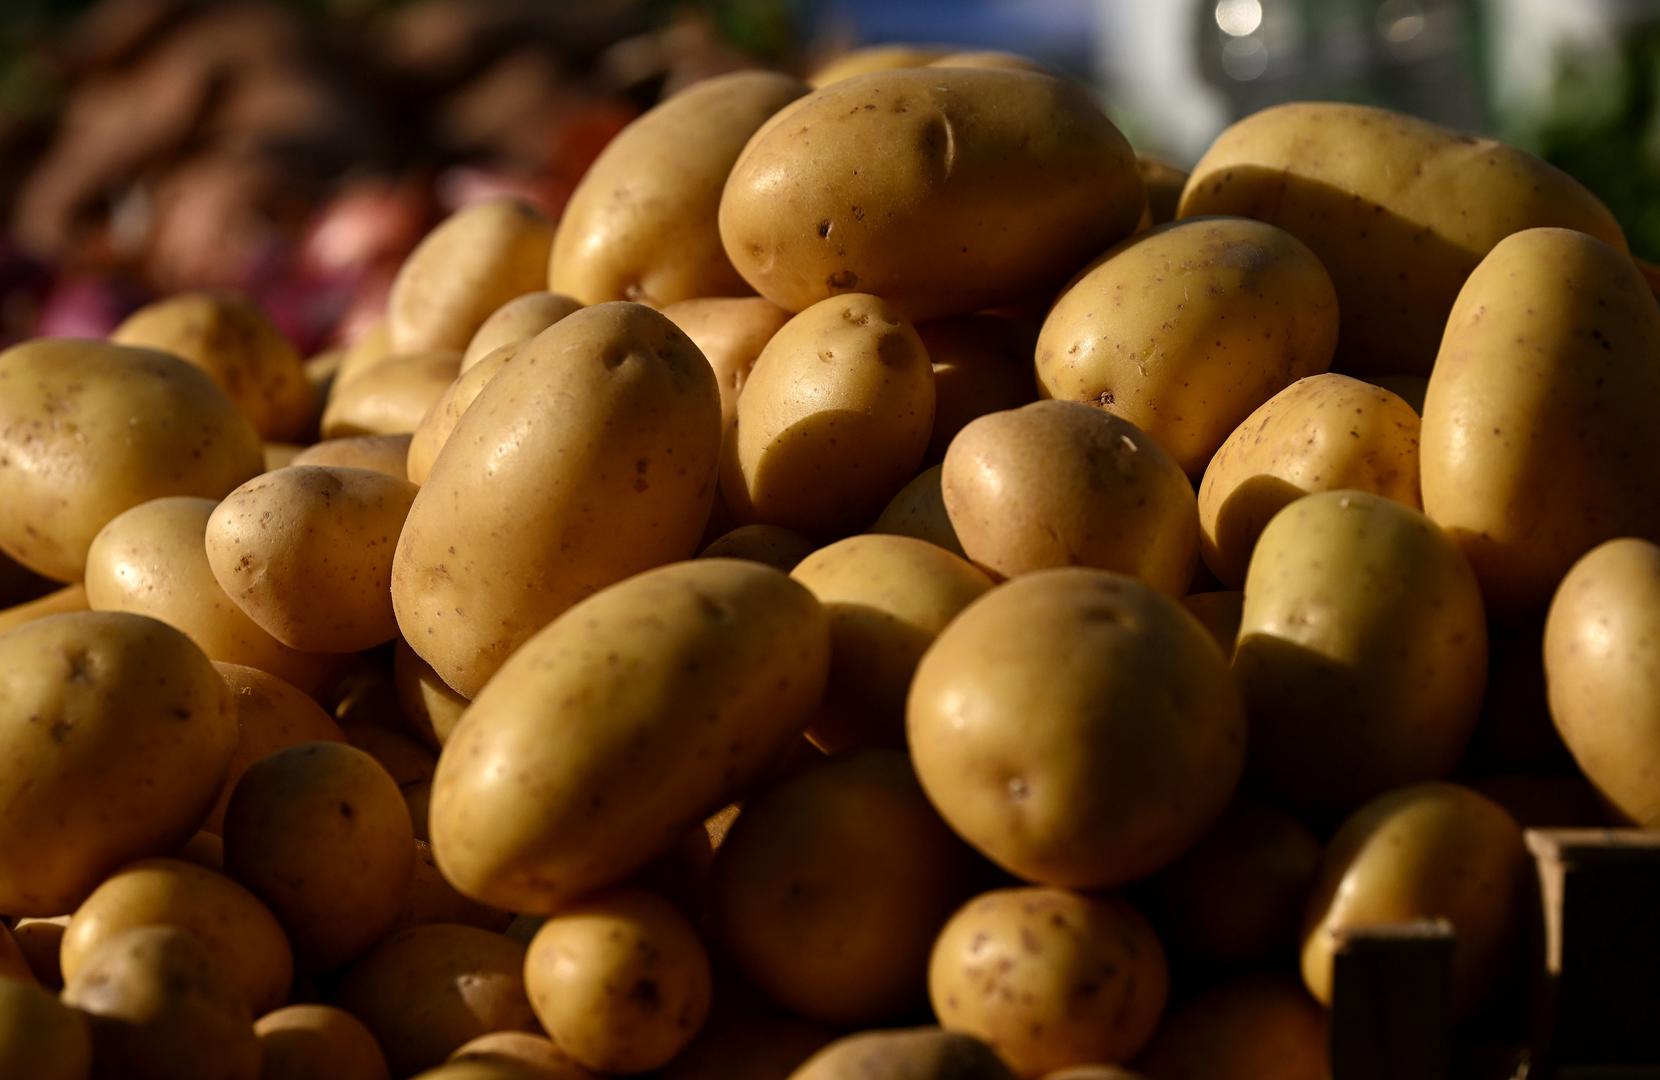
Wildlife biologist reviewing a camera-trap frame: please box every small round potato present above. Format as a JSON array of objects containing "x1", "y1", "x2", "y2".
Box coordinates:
[
  {"x1": 62, "y1": 857, "x2": 292, "y2": 1015},
  {"x1": 0, "y1": 339, "x2": 262, "y2": 581},
  {"x1": 62, "y1": 926, "x2": 259, "y2": 1080},
  {"x1": 1130, "y1": 974, "x2": 1327, "y2": 1080},
  {"x1": 291, "y1": 433, "x2": 413, "y2": 480},
  {"x1": 320, "y1": 350, "x2": 461, "y2": 439},
  {"x1": 111, "y1": 290, "x2": 317, "y2": 441},
  {"x1": 918, "y1": 314, "x2": 1038, "y2": 462},
  {"x1": 662, "y1": 297, "x2": 794, "y2": 432},
  {"x1": 461, "y1": 291, "x2": 582, "y2": 370},
  {"x1": 1199, "y1": 373, "x2": 1422, "y2": 586},
  {"x1": 0, "y1": 611, "x2": 236, "y2": 915},
  {"x1": 526, "y1": 889, "x2": 712, "y2": 1073},
  {"x1": 721, "y1": 293, "x2": 934, "y2": 538},
  {"x1": 207, "y1": 466, "x2": 418, "y2": 653},
  {"x1": 393, "y1": 637, "x2": 469, "y2": 747},
  {"x1": 787, "y1": 1027, "x2": 1016, "y2": 1080},
  {"x1": 869, "y1": 465, "x2": 966, "y2": 558},
  {"x1": 222, "y1": 741, "x2": 415, "y2": 971},
  {"x1": 204, "y1": 662, "x2": 344, "y2": 834},
  {"x1": 929, "y1": 888, "x2": 1168, "y2": 1077},
  {"x1": 405, "y1": 342, "x2": 518, "y2": 485},
  {"x1": 256, "y1": 1004, "x2": 391, "y2": 1080},
  {"x1": 699, "y1": 523, "x2": 817, "y2": 572},
  {"x1": 661, "y1": 1014, "x2": 834, "y2": 1080},
  {"x1": 0, "y1": 973, "x2": 92, "y2": 1080},
  {"x1": 908, "y1": 569, "x2": 1245, "y2": 888}
]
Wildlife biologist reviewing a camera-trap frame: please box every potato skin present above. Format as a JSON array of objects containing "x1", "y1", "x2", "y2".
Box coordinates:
[
  {"x1": 809, "y1": 45, "x2": 950, "y2": 87},
  {"x1": 1178, "y1": 102, "x2": 1625, "y2": 374},
  {"x1": 699, "y1": 523, "x2": 817, "y2": 572},
  {"x1": 0, "y1": 339, "x2": 262, "y2": 581},
  {"x1": 256, "y1": 1004, "x2": 391, "y2": 1080},
  {"x1": 393, "y1": 302, "x2": 720, "y2": 697},
  {"x1": 320, "y1": 350, "x2": 460, "y2": 439},
  {"x1": 662, "y1": 297, "x2": 793, "y2": 433},
  {"x1": 1130, "y1": 974, "x2": 1327, "y2": 1080},
  {"x1": 405, "y1": 343, "x2": 516, "y2": 485},
  {"x1": 1421, "y1": 227, "x2": 1660, "y2": 616},
  {"x1": 929, "y1": 887, "x2": 1168, "y2": 1077},
  {"x1": 0, "y1": 976, "x2": 91, "y2": 1080},
  {"x1": 1037, "y1": 217, "x2": 1337, "y2": 476},
  {"x1": 430, "y1": 559, "x2": 828, "y2": 912},
  {"x1": 291, "y1": 434, "x2": 412, "y2": 480},
  {"x1": 721, "y1": 68, "x2": 1142, "y2": 320},
  {"x1": 788, "y1": 1028, "x2": 1017, "y2": 1080},
  {"x1": 870, "y1": 464, "x2": 965, "y2": 558},
  {"x1": 908, "y1": 569, "x2": 1244, "y2": 888},
  {"x1": 552, "y1": 72, "x2": 809, "y2": 307},
  {"x1": 204, "y1": 662, "x2": 343, "y2": 833},
  {"x1": 461, "y1": 291, "x2": 582, "y2": 370}
]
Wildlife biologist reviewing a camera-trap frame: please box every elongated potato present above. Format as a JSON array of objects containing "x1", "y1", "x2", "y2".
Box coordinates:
[
  {"x1": 461, "y1": 291, "x2": 581, "y2": 370},
  {"x1": 405, "y1": 343, "x2": 517, "y2": 486},
  {"x1": 552, "y1": 72, "x2": 809, "y2": 306},
  {"x1": 393, "y1": 302, "x2": 721, "y2": 697},
  {"x1": 320, "y1": 350, "x2": 460, "y2": 439},
  {"x1": 430, "y1": 559, "x2": 828, "y2": 913}
]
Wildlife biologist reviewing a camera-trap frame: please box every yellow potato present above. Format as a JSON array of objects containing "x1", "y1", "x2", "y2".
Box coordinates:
[
  {"x1": 430, "y1": 559, "x2": 828, "y2": 912},
  {"x1": 320, "y1": 350, "x2": 461, "y2": 439},
  {"x1": 1178, "y1": 102, "x2": 1625, "y2": 373},
  {"x1": 525, "y1": 889, "x2": 711, "y2": 1073},
  {"x1": 0, "y1": 611, "x2": 235, "y2": 915},
  {"x1": 1300, "y1": 782, "x2": 1527, "y2": 1018},
  {"x1": 304, "y1": 346, "x2": 344, "y2": 397},
  {"x1": 207, "y1": 466, "x2": 418, "y2": 652},
  {"x1": 264, "y1": 442, "x2": 304, "y2": 471},
  {"x1": 0, "y1": 582, "x2": 88, "y2": 635},
  {"x1": 721, "y1": 293, "x2": 934, "y2": 537},
  {"x1": 908, "y1": 569, "x2": 1245, "y2": 887},
  {"x1": 1038, "y1": 218, "x2": 1337, "y2": 476},
  {"x1": 62, "y1": 926, "x2": 259, "y2": 1080},
  {"x1": 809, "y1": 44, "x2": 951, "y2": 87},
  {"x1": 341, "y1": 715, "x2": 437, "y2": 788},
  {"x1": 918, "y1": 314, "x2": 1038, "y2": 462},
  {"x1": 929, "y1": 50, "x2": 1048, "y2": 74},
  {"x1": 1234, "y1": 491, "x2": 1488, "y2": 817},
  {"x1": 222, "y1": 741, "x2": 415, "y2": 971},
  {"x1": 1180, "y1": 591, "x2": 1243, "y2": 654},
  {"x1": 552, "y1": 72, "x2": 809, "y2": 306},
  {"x1": 291, "y1": 433, "x2": 413, "y2": 480},
  {"x1": 721, "y1": 68, "x2": 1141, "y2": 320},
  {"x1": 1198, "y1": 373, "x2": 1422, "y2": 586},
  {"x1": 661, "y1": 1014, "x2": 834, "y2": 1080},
  {"x1": 388, "y1": 198, "x2": 555, "y2": 354},
  {"x1": 1136, "y1": 156, "x2": 1188, "y2": 228},
  {"x1": 662, "y1": 297, "x2": 793, "y2": 432},
  {"x1": 61, "y1": 857, "x2": 291, "y2": 1015},
  {"x1": 1130, "y1": 974, "x2": 1327, "y2": 1080},
  {"x1": 393, "y1": 302, "x2": 720, "y2": 697},
  {"x1": 461, "y1": 291, "x2": 582, "y2": 370},
  {"x1": 395, "y1": 840, "x2": 512, "y2": 933},
  {"x1": 393, "y1": 637, "x2": 469, "y2": 747},
  {"x1": 698, "y1": 523, "x2": 817, "y2": 572},
  {"x1": 337, "y1": 923, "x2": 536, "y2": 1076},
  {"x1": 0, "y1": 976, "x2": 91, "y2": 1080},
  {"x1": 1421, "y1": 227, "x2": 1660, "y2": 616},
  {"x1": 929, "y1": 887, "x2": 1168, "y2": 1077},
  {"x1": 791, "y1": 534, "x2": 992, "y2": 750},
  {"x1": 788, "y1": 1028, "x2": 1016, "y2": 1080},
  {"x1": 869, "y1": 465, "x2": 966, "y2": 558},
  {"x1": 256, "y1": 1004, "x2": 391, "y2": 1080},
  {"x1": 405, "y1": 342, "x2": 517, "y2": 485},
  {"x1": 712, "y1": 750, "x2": 983, "y2": 1026},
  {"x1": 451, "y1": 1032, "x2": 594, "y2": 1079},
  {"x1": 942, "y1": 402, "x2": 1198, "y2": 596},
  {"x1": 111, "y1": 290, "x2": 317, "y2": 441},
  {"x1": 1544, "y1": 537, "x2": 1660, "y2": 825},
  {"x1": 12, "y1": 916, "x2": 69, "y2": 988},
  {"x1": 204, "y1": 662, "x2": 343, "y2": 834},
  {"x1": 334, "y1": 320, "x2": 394, "y2": 389},
  {"x1": 0, "y1": 339, "x2": 262, "y2": 581}
]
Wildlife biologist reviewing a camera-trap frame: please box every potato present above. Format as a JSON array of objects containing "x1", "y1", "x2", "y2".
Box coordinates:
[
  {"x1": 450, "y1": 1031, "x2": 591, "y2": 1078},
  {"x1": 62, "y1": 926, "x2": 259, "y2": 1080},
  {"x1": 791, "y1": 535, "x2": 992, "y2": 750},
  {"x1": 809, "y1": 44, "x2": 950, "y2": 87},
  {"x1": 405, "y1": 342, "x2": 517, "y2": 485},
  {"x1": 393, "y1": 302, "x2": 720, "y2": 697},
  {"x1": 205, "y1": 662, "x2": 344, "y2": 833},
  {"x1": 1421, "y1": 228, "x2": 1660, "y2": 616},
  {"x1": 1234, "y1": 491, "x2": 1487, "y2": 817},
  {"x1": 111, "y1": 291, "x2": 317, "y2": 441},
  {"x1": 1136, "y1": 157, "x2": 1188, "y2": 228},
  {"x1": 388, "y1": 198, "x2": 555, "y2": 355},
  {"x1": 0, "y1": 582, "x2": 88, "y2": 635},
  {"x1": 12, "y1": 916, "x2": 69, "y2": 988},
  {"x1": 1130, "y1": 974, "x2": 1327, "y2": 1080},
  {"x1": 661, "y1": 1014, "x2": 834, "y2": 1080},
  {"x1": 292, "y1": 433, "x2": 413, "y2": 480},
  {"x1": 430, "y1": 559, "x2": 827, "y2": 912},
  {"x1": 1180, "y1": 591, "x2": 1243, "y2": 653},
  {"x1": 908, "y1": 569, "x2": 1244, "y2": 888},
  {"x1": 334, "y1": 320, "x2": 394, "y2": 389},
  {"x1": 337, "y1": 923, "x2": 536, "y2": 1076},
  {"x1": 721, "y1": 68, "x2": 1142, "y2": 320},
  {"x1": 929, "y1": 50, "x2": 1048, "y2": 74},
  {"x1": 1037, "y1": 218, "x2": 1338, "y2": 476},
  {"x1": 918, "y1": 314, "x2": 1038, "y2": 461},
  {"x1": 395, "y1": 840, "x2": 512, "y2": 933},
  {"x1": 1544, "y1": 537, "x2": 1660, "y2": 825},
  {"x1": 788, "y1": 1028, "x2": 1016, "y2": 1080},
  {"x1": 461, "y1": 291, "x2": 581, "y2": 370},
  {"x1": 870, "y1": 465, "x2": 966, "y2": 558},
  {"x1": 222, "y1": 741, "x2": 415, "y2": 971},
  {"x1": 552, "y1": 72, "x2": 809, "y2": 307},
  {"x1": 341, "y1": 715, "x2": 438, "y2": 787},
  {"x1": 264, "y1": 442, "x2": 304, "y2": 471},
  {"x1": 721, "y1": 293, "x2": 933, "y2": 537},
  {"x1": 1178, "y1": 102, "x2": 1625, "y2": 373},
  {"x1": 929, "y1": 887, "x2": 1168, "y2": 1077},
  {"x1": 320, "y1": 350, "x2": 461, "y2": 439},
  {"x1": 84, "y1": 496, "x2": 340, "y2": 694},
  {"x1": 699, "y1": 523, "x2": 817, "y2": 572},
  {"x1": 206, "y1": 466, "x2": 417, "y2": 652},
  {"x1": 942, "y1": 402, "x2": 1198, "y2": 596},
  {"x1": 663, "y1": 297, "x2": 793, "y2": 432},
  {"x1": 256, "y1": 1004, "x2": 390, "y2": 1080},
  {"x1": 0, "y1": 975, "x2": 91, "y2": 1080},
  {"x1": 393, "y1": 638, "x2": 468, "y2": 747},
  {"x1": 0, "y1": 339, "x2": 262, "y2": 581},
  {"x1": 1300, "y1": 783, "x2": 1528, "y2": 1018},
  {"x1": 0, "y1": 611, "x2": 235, "y2": 914},
  {"x1": 1198, "y1": 374, "x2": 1421, "y2": 586},
  {"x1": 712, "y1": 751, "x2": 983, "y2": 1026}
]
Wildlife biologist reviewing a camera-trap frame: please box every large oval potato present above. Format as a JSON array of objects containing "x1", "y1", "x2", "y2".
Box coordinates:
[
  {"x1": 908, "y1": 569, "x2": 1244, "y2": 888},
  {"x1": 1037, "y1": 217, "x2": 1337, "y2": 476},
  {"x1": 320, "y1": 350, "x2": 460, "y2": 439},
  {"x1": 0, "y1": 976, "x2": 91, "y2": 1080},
  {"x1": 393, "y1": 302, "x2": 721, "y2": 697},
  {"x1": 1421, "y1": 227, "x2": 1660, "y2": 616},
  {"x1": 552, "y1": 72, "x2": 809, "y2": 306},
  {"x1": 1199, "y1": 374, "x2": 1422, "y2": 587},
  {"x1": 1130, "y1": 974, "x2": 1327, "y2": 1080},
  {"x1": 0, "y1": 612, "x2": 235, "y2": 915},
  {"x1": 1235, "y1": 491, "x2": 1486, "y2": 817},
  {"x1": 1178, "y1": 102, "x2": 1626, "y2": 373},
  {"x1": 0, "y1": 339, "x2": 262, "y2": 581},
  {"x1": 721, "y1": 68, "x2": 1142, "y2": 319},
  {"x1": 431, "y1": 559, "x2": 827, "y2": 913},
  {"x1": 788, "y1": 1028, "x2": 1016, "y2": 1080},
  {"x1": 256, "y1": 1004, "x2": 391, "y2": 1080},
  {"x1": 461, "y1": 291, "x2": 582, "y2": 370}
]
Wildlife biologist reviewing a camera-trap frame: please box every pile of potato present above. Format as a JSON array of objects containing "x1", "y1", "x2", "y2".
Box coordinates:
[{"x1": 0, "y1": 44, "x2": 1656, "y2": 1080}]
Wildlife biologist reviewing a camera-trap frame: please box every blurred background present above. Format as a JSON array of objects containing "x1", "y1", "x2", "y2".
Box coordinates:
[{"x1": 0, "y1": 0, "x2": 1654, "y2": 350}]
